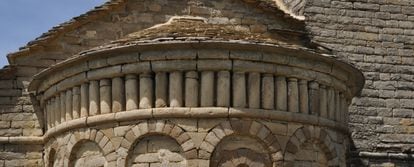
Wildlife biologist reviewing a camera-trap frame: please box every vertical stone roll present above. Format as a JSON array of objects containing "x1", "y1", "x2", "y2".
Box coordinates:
[
  {"x1": 340, "y1": 94, "x2": 346, "y2": 124},
  {"x1": 46, "y1": 101, "x2": 51, "y2": 129},
  {"x1": 65, "y1": 90, "x2": 73, "y2": 121},
  {"x1": 248, "y1": 72, "x2": 260, "y2": 109},
  {"x1": 72, "y1": 86, "x2": 80, "y2": 119},
  {"x1": 328, "y1": 87, "x2": 335, "y2": 120},
  {"x1": 55, "y1": 96, "x2": 61, "y2": 125},
  {"x1": 262, "y1": 74, "x2": 274, "y2": 109},
  {"x1": 112, "y1": 77, "x2": 125, "y2": 112},
  {"x1": 155, "y1": 72, "x2": 168, "y2": 108},
  {"x1": 60, "y1": 92, "x2": 66, "y2": 123},
  {"x1": 201, "y1": 71, "x2": 214, "y2": 107},
  {"x1": 335, "y1": 91, "x2": 340, "y2": 121},
  {"x1": 52, "y1": 97, "x2": 59, "y2": 126},
  {"x1": 81, "y1": 83, "x2": 89, "y2": 117},
  {"x1": 217, "y1": 71, "x2": 230, "y2": 107},
  {"x1": 233, "y1": 72, "x2": 247, "y2": 108},
  {"x1": 319, "y1": 85, "x2": 328, "y2": 118},
  {"x1": 309, "y1": 81, "x2": 320, "y2": 116},
  {"x1": 288, "y1": 78, "x2": 299, "y2": 113},
  {"x1": 169, "y1": 72, "x2": 183, "y2": 107},
  {"x1": 344, "y1": 99, "x2": 349, "y2": 125},
  {"x1": 89, "y1": 80, "x2": 100, "y2": 116},
  {"x1": 276, "y1": 76, "x2": 287, "y2": 111},
  {"x1": 139, "y1": 73, "x2": 153, "y2": 109},
  {"x1": 299, "y1": 80, "x2": 309, "y2": 114},
  {"x1": 100, "y1": 79, "x2": 112, "y2": 114},
  {"x1": 185, "y1": 71, "x2": 199, "y2": 107},
  {"x1": 125, "y1": 75, "x2": 138, "y2": 111}
]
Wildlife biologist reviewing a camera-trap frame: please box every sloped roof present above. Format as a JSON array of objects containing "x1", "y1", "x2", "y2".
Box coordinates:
[
  {"x1": 98, "y1": 16, "x2": 318, "y2": 52},
  {"x1": 6, "y1": 0, "x2": 304, "y2": 64}
]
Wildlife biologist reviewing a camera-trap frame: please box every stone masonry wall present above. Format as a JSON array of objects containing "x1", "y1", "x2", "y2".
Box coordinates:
[
  {"x1": 0, "y1": 0, "x2": 304, "y2": 166},
  {"x1": 44, "y1": 118, "x2": 347, "y2": 167},
  {"x1": 0, "y1": 0, "x2": 372, "y2": 166},
  {"x1": 304, "y1": 0, "x2": 414, "y2": 166},
  {"x1": 0, "y1": 69, "x2": 43, "y2": 166}
]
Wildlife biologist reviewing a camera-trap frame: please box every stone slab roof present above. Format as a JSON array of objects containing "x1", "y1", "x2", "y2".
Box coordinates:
[{"x1": 109, "y1": 16, "x2": 316, "y2": 51}]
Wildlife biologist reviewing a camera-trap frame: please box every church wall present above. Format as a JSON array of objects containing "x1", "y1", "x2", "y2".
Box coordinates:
[
  {"x1": 304, "y1": 0, "x2": 414, "y2": 166},
  {"x1": 0, "y1": 1, "x2": 305, "y2": 166},
  {"x1": 0, "y1": 0, "x2": 403, "y2": 166},
  {"x1": 0, "y1": 69, "x2": 44, "y2": 166}
]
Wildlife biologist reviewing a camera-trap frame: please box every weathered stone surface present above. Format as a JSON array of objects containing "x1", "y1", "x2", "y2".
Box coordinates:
[
  {"x1": 185, "y1": 71, "x2": 199, "y2": 107},
  {"x1": 0, "y1": 0, "x2": 373, "y2": 166},
  {"x1": 200, "y1": 71, "x2": 214, "y2": 107},
  {"x1": 155, "y1": 72, "x2": 168, "y2": 108},
  {"x1": 100, "y1": 79, "x2": 112, "y2": 114},
  {"x1": 169, "y1": 72, "x2": 183, "y2": 107},
  {"x1": 125, "y1": 75, "x2": 138, "y2": 111}
]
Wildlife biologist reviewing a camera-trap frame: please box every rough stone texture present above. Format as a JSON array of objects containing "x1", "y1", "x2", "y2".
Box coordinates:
[
  {"x1": 41, "y1": 119, "x2": 347, "y2": 167},
  {"x1": 0, "y1": 0, "x2": 379, "y2": 166},
  {"x1": 304, "y1": 0, "x2": 414, "y2": 165}
]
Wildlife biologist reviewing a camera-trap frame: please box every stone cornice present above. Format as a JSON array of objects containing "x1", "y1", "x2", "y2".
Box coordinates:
[
  {"x1": 0, "y1": 136, "x2": 43, "y2": 145},
  {"x1": 28, "y1": 41, "x2": 364, "y2": 97}
]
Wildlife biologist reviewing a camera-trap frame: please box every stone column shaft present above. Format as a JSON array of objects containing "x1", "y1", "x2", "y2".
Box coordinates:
[
  {"x1": 345, "y1": 99, "x2": 349, "y2": 125},
  {"x1": 288, "y1": 78, "x2": 299, "y2": 113},
  {"x1": 155, "y1": 72, "x2": 168, "y2": 108},
  {"x1": 60, "y1": 92, "x2": 66, "y2": 123},
  {"x1": 112, "y1": 77, "x2": 125, "y2": 112},
  {"x1": 201, "y1": 71, "x2": 214, "y2": 107},
  {"x1": 248, "y1": 72, "x2": 260, "y2": 109},
  {"x1": 72, "y1": 87, "x2": 80, "y2": 119},
  {"x1": 125, "y1": 75, "x2": 138, "y2": 111},
  {"x1": 319, "y1": 85, "x2": 328, "y2": 118},
  {"x1": 328, "y1": 87, "x2": 335, "y2": 120},
  {"x1": 276, "y1": 76, "x2": 287, "y2": 111},
  {"x1": 299, "y1": 80, "x2": 309, "y2": 114},
  {"x1": 55, "y1": 96, "x2": 61, "y2": 125},
  {"x1": 185, "y1": 71, "x2": 199, "y2": 107},
  {"x1": 233, "y1": 72, "x2": 246, "y2": 108},
  {"x1": 335, "y1": 91, "x2": 340, "y2": 121},
  {"x1": 89, "y1": 80, "x2": 100, "y2": 116},
  {"x1": 262, "y1": 74, "x2": 274, "y2": 109},
  {"x1": 169, "y1": 72, "x2": 183, "y2": 107},
  {"x1": 52, "y1": 97, "x2": 58, "y2": 126},
  {"x1": 46, "y1": 101, "x2": 51, "y2": 129},
  {"x1": 139, "y1": 73, "x2": 153, "y2": 109},
  {"x1": 81, "y1": 83, "x2": 89, "y2": 117},
  {"x1": 340, "y1": 94, "x2": 346, "y2": 124},
  {"x1": 217, "y1": 71, "x2": 230, "y2": 107},
  {"x1": 65, "y1": 90, "x2": 73, "y2": 121},
  {"x1": 100, "y1": 79, "x2": 112, "y2": 114},
  {"x1": 309, "y1": 81, "x2": 320, "y2": 116}
]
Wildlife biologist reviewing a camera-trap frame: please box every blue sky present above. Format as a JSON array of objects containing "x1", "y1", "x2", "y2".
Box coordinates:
[{"x1": 0, "y1": 0, "x2": 107, "y2": 68}]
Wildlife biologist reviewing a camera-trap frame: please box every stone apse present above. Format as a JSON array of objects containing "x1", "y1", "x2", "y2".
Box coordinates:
[
  {"x1": 0, "y1": 0, "x2": 367, "y2": 166},
  {"x1": 28, "y1": 16, "x2": 363, "y2": 166}
]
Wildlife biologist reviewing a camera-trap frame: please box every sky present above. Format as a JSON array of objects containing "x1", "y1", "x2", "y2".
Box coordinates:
[{"x1": 0, "y1": 0, "x2": 107, "y2": 68}]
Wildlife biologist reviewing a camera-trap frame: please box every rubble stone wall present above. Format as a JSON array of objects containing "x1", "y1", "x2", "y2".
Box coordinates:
[{"x1": 304, "y1": 0, "x2": 414, "y2": 166}]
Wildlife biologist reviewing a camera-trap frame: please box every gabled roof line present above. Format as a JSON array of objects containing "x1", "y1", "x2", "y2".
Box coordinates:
[
  {"x1": 6, "y1": 0, "x2": 302, "y2": 65},
  {"x1": 7, "y1": 0, "x2": 127, "y2": 64}
]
